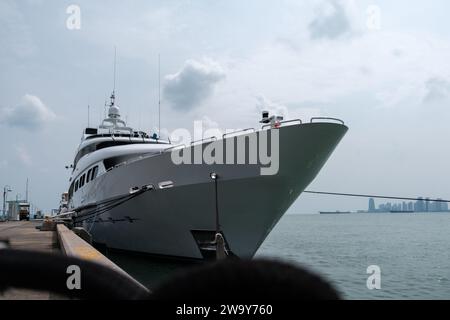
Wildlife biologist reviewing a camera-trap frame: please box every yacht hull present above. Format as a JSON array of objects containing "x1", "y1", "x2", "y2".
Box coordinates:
[{"x1": 74, "y1": 122, "x2": 347, "y2": 259}]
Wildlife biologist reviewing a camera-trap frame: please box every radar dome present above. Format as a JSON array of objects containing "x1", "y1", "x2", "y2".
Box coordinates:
[{"x1": 108, "y1": 105, "x2": 120, "y2": 118}]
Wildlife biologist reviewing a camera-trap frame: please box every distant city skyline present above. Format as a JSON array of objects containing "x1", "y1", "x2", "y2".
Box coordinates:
[{"x1": 367, "y1": 197, "x2": 449, "y2": 213}]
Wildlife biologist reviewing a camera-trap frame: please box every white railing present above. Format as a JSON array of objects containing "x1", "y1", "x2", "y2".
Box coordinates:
[
  {"x1": 261, "y1": 119, "x2": 302, "y2": 130},
  {"x1": 190, "y1": 136, "x2": 217, "y2": 146},
  {"x1": 222, "y1": 128, "x2": 255, "y2": 139},
  {"x1": 310, "y1": 117, "x2": 345, "y2": 125},
  {"x1": 125, "y1": 117, "x2": 345, "y2": 159}
]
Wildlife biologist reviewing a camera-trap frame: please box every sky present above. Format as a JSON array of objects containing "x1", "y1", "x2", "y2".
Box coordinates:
[{"x1": 1, "y1": 0, "x2": 450, "y2": 213}]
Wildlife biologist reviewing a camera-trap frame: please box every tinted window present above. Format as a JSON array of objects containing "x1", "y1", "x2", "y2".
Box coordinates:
[
  {"x1": 103, "y1": 155, "x2": 136, "y2": 171},
  {"x1": 80, "y1": 174, "x2": 85, "y2": 187},
  {"x1": 85, "y1": 128, "x2": 98, "y2": 134},
  {"x1": 91, "y1": 166, "x2": 98, "y2": 180},
  {"x1": 75, "y1": 180, "x2": 79, "y2": 192},
  {"x1": 69, "y1": 182, "x2": 74, "y2": 198},
  {"x1": 74, "y1": 139, "x2": 158, "y2": 168},
  {"x1": 87, "y1": 169, "x2": 92, "y2": 183}
]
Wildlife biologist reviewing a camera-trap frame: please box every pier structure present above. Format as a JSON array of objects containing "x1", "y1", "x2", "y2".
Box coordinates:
[{"x1": 0, "y1": 220, "x2": 148, "y2": 299}]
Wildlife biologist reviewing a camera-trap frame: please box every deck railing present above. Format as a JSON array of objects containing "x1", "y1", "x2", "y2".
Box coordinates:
[
  {"x1": 262, "y1": 119, "x2": 302, "y2": 130},
  {"x1": 310, "y1": 117, "x2": 345, "y2": 125},
  {"x1": 161, "y1": 117, "x2": 344, "y2": 153},
  {"x1": 222, "y1": 128, "x2": 255, "y2": 139}
]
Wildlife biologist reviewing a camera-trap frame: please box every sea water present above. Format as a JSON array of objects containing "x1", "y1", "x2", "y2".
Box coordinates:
[{"x1": 108, "y1": 213, "x2": 450, "y2": 299}]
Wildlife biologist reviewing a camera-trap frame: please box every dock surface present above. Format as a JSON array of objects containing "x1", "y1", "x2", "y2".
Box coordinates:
[
  {"x1": 0, "y1": 221, "x2": 59, "y2": 300},
  {"x1": 0, "y1": 221, "x2": 58, "y2": 253},
  {"x1": 0, "y1": 220, "x2": 148, "y2": 300}
]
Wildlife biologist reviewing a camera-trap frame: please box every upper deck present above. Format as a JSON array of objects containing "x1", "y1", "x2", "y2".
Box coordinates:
[{"x1": 72, "y1": 92, "x2": 170, "y2": 170}]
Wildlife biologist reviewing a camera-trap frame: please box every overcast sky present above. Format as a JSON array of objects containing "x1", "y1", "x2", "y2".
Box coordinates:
[{"x1": 1, "y1": 0, "x2": 450, "y2": 213}]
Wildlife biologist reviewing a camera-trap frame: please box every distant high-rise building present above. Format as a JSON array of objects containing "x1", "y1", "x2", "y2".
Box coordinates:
[
  {"x1": 366, "y1": 198, "x2": 446, "y2": 213},
  {"x1": 415, "y1": 197, "x2": 425, "y2": 212},
  {"x1": 438, "y1": 201, "x2": 442, "y2": 211},
  {"x1": 408, "y1": 202, "x2": 413, "y2": 211},
  {"x1": 432, "y1": 200, "x2": 439, "y2": 212},
  {"x1": 386, "y1": 202, "x2": 392, "y2": 211},
  {"x1": 368, "y1": 198, "x2": 375, "y2": 212}
]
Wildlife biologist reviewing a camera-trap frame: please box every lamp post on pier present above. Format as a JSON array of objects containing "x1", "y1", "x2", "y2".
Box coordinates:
[{"x1": 2, "y1": 185, "x2": 12, "y2": 220}]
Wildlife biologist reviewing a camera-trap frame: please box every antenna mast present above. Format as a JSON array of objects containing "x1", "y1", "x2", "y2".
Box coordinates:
[
  {"x1": 158, "y1": 54, "x2": 161, "y2": 140},
  {"x1": 113, "y1": 46, "x2": 117, "y2": 94},
  {"x1": 88, "y1": 105, "x2": 90, "y2": 127},
  {"x1": 108, "y1": 46, "x2": 118, "y2": 109}
]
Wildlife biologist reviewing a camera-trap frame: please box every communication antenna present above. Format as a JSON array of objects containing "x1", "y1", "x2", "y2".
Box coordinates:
[
  {"x1": 26, "y1": 178, "x2": 29, "y2": 202},
  {"x1": 106, "y1": 46, "x2": 117, "y2": 111},
  {"x1": 138, "y1": 105, "x2": 141, "y2": 130},
  {"x1": 158, "y1": 53, "x2": 161, "y2": 140},
  {"x1": 113, "y1": 46, "x2": 117, "y2": 94},
  {"x1": 87, "y1": 105, "x2": 90, "y2": 127}
]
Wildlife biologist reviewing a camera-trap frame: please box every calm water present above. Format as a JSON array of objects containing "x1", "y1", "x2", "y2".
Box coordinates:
[{"x1": 107, "y1": 213, "x2": 450, "y2": 299}]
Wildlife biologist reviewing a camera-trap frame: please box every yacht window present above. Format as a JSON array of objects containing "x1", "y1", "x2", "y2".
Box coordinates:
[
  {"x1": 85, "y1": 128, "x2": 98, "y2": 134},
  {"x1": 73, "y1": 137, "x2": 163, "y2": 168},
  {"x1": 87, "y1": 169, "x2": 92, "y2": 183},
  {"x1": 75, "y1": 180, "x2": 79, "y2": 192},
  {"x1": 91, "y1": 166, "x2": 98, "y2": 180},
  {"x1": 80, "y1": 174, "x2": 85, "y2": 187},
  {"x1": 69, "y1": 182, "x2": 74, "y2": 198}
]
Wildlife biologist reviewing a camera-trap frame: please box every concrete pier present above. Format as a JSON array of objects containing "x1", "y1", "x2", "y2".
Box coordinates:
[
  {"x1": 0, "y1": 220, "x2": 148, "y2": 299},
  {"x1": 0, "y1": 221, "x2": 58, "y2": 253},
  {"x1": 57, "y1": 223, "x2": 148, "y2": 292},
  {"x1": 0, "y1": 221, "x2": 59, "y2": 299}
]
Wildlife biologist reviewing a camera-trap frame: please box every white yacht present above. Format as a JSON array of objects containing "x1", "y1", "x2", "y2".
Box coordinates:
[{"x1": 67, "y1": 91, "x2": 348, "y2": 260}]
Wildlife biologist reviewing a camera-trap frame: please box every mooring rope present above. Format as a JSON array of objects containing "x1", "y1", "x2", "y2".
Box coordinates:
[
  {"x1": 73, "y1": 186, "x2": 154, "y2": 224},
  {"x1": 303, "y1": 190, "x2": 450, "y2": 203}
]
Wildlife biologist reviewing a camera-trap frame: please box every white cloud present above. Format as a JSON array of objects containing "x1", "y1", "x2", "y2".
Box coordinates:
[
  {"x1": 220, "y1": 27, "x2": 450, "y2": 114},
  {"x1": 308, "y1": 0, "x2": 359, "y2": 40},
  {"x1": 163, "y1": 59, "x2": 226, "y2": 111},
  {"x1": 423, "y1": 77, "x2": 450, "y2": 103},
  {"x1": 84, "y1": 5, "x2": 186, "y2": 63},
  {"x1": 201, "y1": 115, "x2": 219, "y2": 130},
  {"x1": 1, "y1": 94, "x2": 56, "y2": 130},
  {"x1": 15, "y1": 145, "x2": 32, "y2": 166}
]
